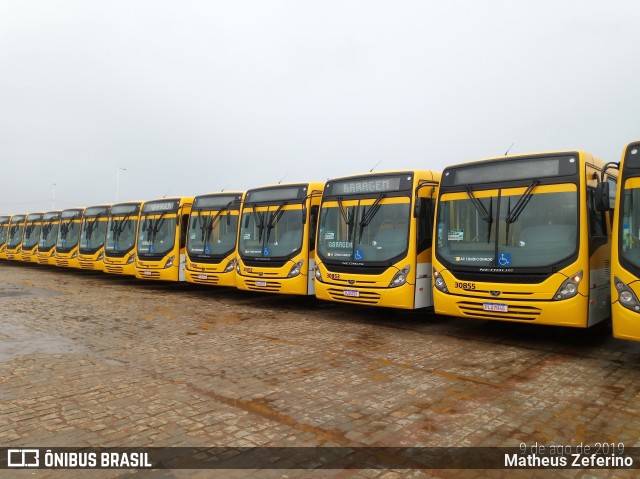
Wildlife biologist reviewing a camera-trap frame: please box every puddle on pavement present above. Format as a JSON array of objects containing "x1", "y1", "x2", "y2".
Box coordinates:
[
  {"x1": 0, "y1": 284, "x2": 60, "y2": 299},
  {"x1": 0, "y1": 322, "x2": 84, "y2": 361}
]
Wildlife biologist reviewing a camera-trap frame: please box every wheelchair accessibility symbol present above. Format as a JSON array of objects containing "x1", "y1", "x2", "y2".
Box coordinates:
[
  {"x1": 498, "y1": 253, "x2": 511, "y2": 266},
  {"x1": 354, "y1": 249, "x2": 363, "y2": 260}
]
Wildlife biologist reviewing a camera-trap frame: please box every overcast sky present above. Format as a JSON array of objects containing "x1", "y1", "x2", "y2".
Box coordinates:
[{"x1": 1, "y1": 1, "x2": 639, "y2": 214}]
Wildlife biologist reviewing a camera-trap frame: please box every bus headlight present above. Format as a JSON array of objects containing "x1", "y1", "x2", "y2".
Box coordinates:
[
  {"x1": 71, "y1": 251, "x2": 77, "y2": 259},
  {"x1": 314, "y1": 266, "x2": 324, "y2": 283},
  {"x1": 126, "y1": 253, "x2": 136, "y2": 264},
  {"x1": 287, "y1": 260, "x2": 304, "y2": 278},
  {"x1": 553, "y1": 271, "x2": 582, "y2": 300},
  {"x1": 433, "y1": 269, "x2": 448, "y2": 293},
  {"x1": 97, "y1": 252, "x2": 104, "y2": 260},
  {"x1": 388, "y1": 265, "x2": 410, "y2": 288},
  {"x1": 224, "y1": 258, "x2": 237, "y2": 273},
  {"x1": 164, "y1": 255, "x2": 175, "y2": 268},
  {"x1": 236, "y1": 263, "x2": 241, "y2": 273},
  {"x1": 615, "y1": 277, "x2": 640, "y2": 312}
]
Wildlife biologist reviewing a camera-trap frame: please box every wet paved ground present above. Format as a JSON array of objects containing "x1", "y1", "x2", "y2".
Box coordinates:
[{"x1": 1, "y1": 261, "x2": 640, "y2": 478}]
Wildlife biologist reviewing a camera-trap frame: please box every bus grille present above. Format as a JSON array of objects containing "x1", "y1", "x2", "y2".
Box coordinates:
[
  {"x1": 327, "y1": 288, "x2": 381, "y2": 305},
  {"x1": 245, "y1": 280, "x2": 281, "y2": 292},
  {"x1": 79, "y1": 261, "x2": 96, "y2": 270},
  {"x1": 104, "y1": 265, "x2": 124, "y2": 274},
  {"x1": 191, "y1": 275, "x2": 220, "y2": 285},
  {"x1": 140, "y1": 271, "x2": 161, "y2": 279},
  {"x1": 37, "y1": 257, "x2": 50, "y2": 265},
  {"x1": 56, "y1": 259, "x2": 69, "y2": 267},
  {"x1": 457, "y1": 301, "x2": 541, "y2": 321}
]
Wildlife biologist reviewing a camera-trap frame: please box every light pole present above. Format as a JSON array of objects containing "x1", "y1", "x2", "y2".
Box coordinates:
[
  {"x1": 52, "y1": 183, "x2": 56, "y2": 210},
  {"x1": 115, "y1": 167, "x2": 127, "y2": 203}
]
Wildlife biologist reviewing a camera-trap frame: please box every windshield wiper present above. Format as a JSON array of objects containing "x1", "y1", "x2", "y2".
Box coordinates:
[
  {"x1": 266, "y1": 201, "x2": 287, "y2": 243},
  {"x1": 358, "y1": 194, "x2": 385, "y2": 243},
  {"x1": 84, "y1": 214, "x2": 103, "y2": 241},
  {"x1": 505, "y1": 180, "x2": 539, "y2": 224},
  {"x1": 337, "y1": 197, "x2": 356, "y2": 243},
  {"x1": 465, "y1": 187, "x2": 493, "y2": 244}
]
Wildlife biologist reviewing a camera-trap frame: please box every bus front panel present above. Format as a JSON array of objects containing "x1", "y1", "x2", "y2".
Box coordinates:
[
  {"x1": 6, "y1": 215, "x2": 27, "y2": 261},
  {"x1": 21, "y1": 214, "x2": 43, "y2": 263}
]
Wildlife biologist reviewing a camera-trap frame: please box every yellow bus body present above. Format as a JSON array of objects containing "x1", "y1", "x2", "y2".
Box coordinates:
[
  {"x1": 433, "y1": 151, "x2": 615, "y2": 327},
  {"x1": 54, "y1": 208, "x2": 85, "y2": 268},
  {"x1": 236, "y1": 182, "x2": 324, "y2": 295},
  {"x1": 21, "y1": 213, "x2": 44, "y2": 263},
  {"x1": 103, "y1": 202, "x2": 142, "y2": 276},
  {"x1": 5, "y1": 214, "x2": 27, "y2": 261},
  {"x1": 185, "y1": 192, "x2": 243, "y2": 287},
  {"x1": 609, "y1": 141, "x2": 640, "y2": 341},
  {"x1": 314, "y1": 170, "x2": 440, "y2": 309},
  {"x1": 36, "y1": 211, "x2": 61, "y2": 266},
  {"x1": 0, "y1": 215, "x2": 11, "y2": 260},
  {"x1": 77, "y1": 205, "x2": 110, "y2": 272},
  {"x1": 135, "y1": 197, "x2": 194, "y2": 281}
]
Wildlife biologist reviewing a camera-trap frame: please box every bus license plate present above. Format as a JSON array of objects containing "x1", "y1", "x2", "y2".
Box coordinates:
[
  {"x1": 198, "y1": 274, "x2": 207, "y2": 280},
  {"x1": 483, "y1": 302, "x2": 508, "y2": 312},
  {"x1": 344, "y1": 290, "x2": 360, "y2": 298},
  {"x1": 255, "y1": 280, "x2": 267, "y2": 287},
  {"x1": 143, "y1": 270, "x2": 152, "y2": 276}
]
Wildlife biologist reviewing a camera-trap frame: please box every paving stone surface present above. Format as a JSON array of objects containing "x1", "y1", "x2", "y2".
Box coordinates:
[{"x1": 1, "y1": 261, "x2": 640, "y2": 478}]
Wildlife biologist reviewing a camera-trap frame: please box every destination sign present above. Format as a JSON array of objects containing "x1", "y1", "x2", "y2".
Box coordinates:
[
  {"x1": 42, "y1": 213, "x2": 60, "y2": 221},
  {"x1": 10, "y1": 215, "x2": 27, "y2": 222},
  {"x1": 26, "y1": 214, "x2": 43, "y2": 222},
  {"x1": 83, "y1": 206, "x2": 109, "y2": 218},
  {"x1": 60, "y1": 209, "x2": 83, "y2": 219},
  {"x1": 142, "y1": 200, "x2": 180, "y2": 213},
  {"x1": 194, "y1": 194, "x2": 241, "y2": 210},
  {"x1": 324, "y1": 175, "x2": 411, "y2": 197},
  {"x1": 0, "y1": 216, "x2": 10, "y2": 223},
  {"x1": 246, "y1": 186, "x2": 305, "y2": 204},
  {"x1": 110, "y1": 204, "x2": 140, "y2": 216},
  {"x1": 447, "y1": 155, "x2": 578, "y2": 186}
]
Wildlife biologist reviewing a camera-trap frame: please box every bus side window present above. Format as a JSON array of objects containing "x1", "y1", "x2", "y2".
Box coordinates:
[
  {"x1": 180, "y1": 214, "x2": 189, "y2": 249},
  {"x1": 416, "y1": 197, "x2": 434, "y2": 254},
  {"x1": 308, "y1": 205, "x2": 319, "y2": 251},
  {"x1": 587, "y1": 188, "x2": 607, "y2": 251}
]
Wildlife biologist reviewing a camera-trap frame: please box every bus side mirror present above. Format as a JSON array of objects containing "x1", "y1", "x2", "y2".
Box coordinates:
[
  {"x1": 594, "y1": 182, "x2": 610, "y2": 212},
  {"x1": 302, "y1": 205, "x2": 307, "y2": 224},
  {"x1": 243, "y1": 215, "x2": 250, "y2": 228},
  {"x1": 227, "y1": 210, "x2": 231, "y2": 225},
  {"x1": 414, "y1": 200, "x2": 422, "y2": 218}
]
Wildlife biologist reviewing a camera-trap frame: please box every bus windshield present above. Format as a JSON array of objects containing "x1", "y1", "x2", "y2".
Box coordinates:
[
  {"x1": 56, "y1": 218, "x2": 81, "y2": 249},
  {"x1": 620, "y1": 181, "x2": 640, "y2": 269},
  {"x1": 137, "y1": 214, "x2": 177, "y2": 255},
  {"x1": 105, "y1": 214, "x2": 138, "y2": 254},
  {"x1": 0, "y1": 224, "x2": 8, "y2": 246},
  {"x1": 39, "y1": 220, "x2": 59, "y2": 249},
  {"x1": 8, "y1": 222, "x2": 25, "y2": 248},
  {"x1": 239, "y1": 205, "x2": 303, "y2": 259},
  {"x1": 23, "y1": 221, "x2": 42, "y2": 249},
  {"x1": 436, "y1": 186, "x2": 577, "y2": 268},
  {"x1": 188, "y1": 209, "x2": 239, "y2": 258},
  {"x1": 318, "y1": 199, "x2": 410, "y2": 263},
  {"x1": 80, "y1": 217, "x2": 107, "y2": 251}
]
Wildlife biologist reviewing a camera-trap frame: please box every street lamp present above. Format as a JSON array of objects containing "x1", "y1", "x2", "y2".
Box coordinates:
[{"x1": 115, "y1": 167, "x2": 127, "y2": 203}]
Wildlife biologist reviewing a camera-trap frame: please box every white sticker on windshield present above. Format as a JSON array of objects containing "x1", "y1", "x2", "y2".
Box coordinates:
[
  {"x1": 448, "y1": 229, "x2": 464, "y2": 241},
  {"x1": 324, "y1": 231, "x2": 335, "y2": 240}
]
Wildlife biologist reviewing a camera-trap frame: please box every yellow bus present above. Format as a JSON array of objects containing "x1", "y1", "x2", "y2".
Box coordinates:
[
  {"x1": 78, "y1": 205, "x2": 110, "y2": 271},
  {"x1": 21, "y1": 212, "x2": 44, "y2": 263},
  {"x1": 55, "y1": 208, "x2": 85, "y2": 268},
  {"x1": 5, "y1": 214, "x2": 27, "y2": 261},
  {"x1": 313, "y1": 171, "x2": 440, "y2": 309},
  {"x1": 0, "y1": 215, "x2": 11, "y2": 260},
  {"x1": 103, "y1": 201, "x2": 142, "y2": 276},
  {"x1": 185, "y1": 192, "x2": 243, "y2": 287},
  {"x1": 598, "y1": 141, "x2": 640, "y2": 341},
  {"x1": 37, "y1": 211, "x2": 61, "y2": 266},
  {"x1": 432, "y1": 151, "x2": 616, "y2": 327},
  {"x1": 236, "y1": 182, "x2": 324, "y2": 295},
  {"x1": 135, "y1": 197, "x2": 193, "y2": 281}
]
